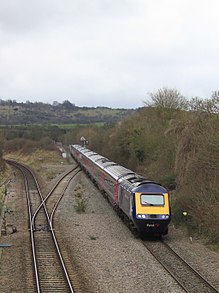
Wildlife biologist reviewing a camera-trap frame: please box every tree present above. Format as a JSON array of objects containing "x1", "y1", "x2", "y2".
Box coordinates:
[
  {"x1": 52, "y1": 101, "x2": 60, "y2": 106},
  {"x1": 145, "y1": 87, "x2": 188, "y2": 111},
  {"x1": 62, "y1": 100, "x2": 76, "y2": 109},
  {"x1": 189, "y1": 91, "x2": 219, "y2": 114}
]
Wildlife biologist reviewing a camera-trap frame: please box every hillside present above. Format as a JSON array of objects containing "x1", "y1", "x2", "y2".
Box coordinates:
[{"x1": 0, "y1": 99, "x2": 135, "y2": 125}]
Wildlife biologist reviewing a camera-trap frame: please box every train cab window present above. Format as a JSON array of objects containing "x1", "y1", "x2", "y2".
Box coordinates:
[{"x1": 140, "y1": 194, "x2": 164, "y2": 206}]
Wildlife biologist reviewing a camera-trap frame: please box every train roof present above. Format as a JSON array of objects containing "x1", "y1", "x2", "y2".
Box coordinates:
[
  {"x1": 71, "y1": 144, "x2": 166, "y2": 192},
  {"x1": 120, "y1": 179, "x2": 167, "y2": 193},
  {"x1": 71, "y1": 144, "x2": 113, "y2": 170},
  {"x1": 104, "y1": 165, "x2": 134, "y2": 180}
]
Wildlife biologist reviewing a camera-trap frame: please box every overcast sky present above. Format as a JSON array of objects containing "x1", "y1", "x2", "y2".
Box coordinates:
[{"x1": 0, "y1": 0, "x2": 219, "y2": 108}]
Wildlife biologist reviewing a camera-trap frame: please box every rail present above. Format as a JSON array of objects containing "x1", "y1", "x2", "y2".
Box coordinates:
[
  {"x1": 143, "y1": 239, "x2": 219, "y2": 293},
  {"x1": 6, "y1": 160, "x2": 81, "y2": 293}
]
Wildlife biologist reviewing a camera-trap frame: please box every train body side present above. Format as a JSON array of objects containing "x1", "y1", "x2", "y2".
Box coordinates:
[{"x1": 70, "y1": 144, "x2": 171, "y2": 236}]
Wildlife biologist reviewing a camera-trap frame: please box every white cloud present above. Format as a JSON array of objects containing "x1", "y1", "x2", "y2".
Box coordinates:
[{"x1": 0, "y1": 0, "x2": 219, "y2": 108}]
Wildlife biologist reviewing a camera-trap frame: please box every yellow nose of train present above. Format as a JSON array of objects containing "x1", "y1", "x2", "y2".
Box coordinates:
[
  {"x1": 134, "y1": 192, "x2": 171, "y2": 235},
  {"x1": 135, "y1": 192, "x2": 170, "y2": 217}
]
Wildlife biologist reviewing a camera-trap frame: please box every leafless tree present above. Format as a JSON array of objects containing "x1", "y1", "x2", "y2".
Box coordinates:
[
  {"x1": 145, "y1": 87, "x2": 188, "y2": 111},
  {"x1": 189, "y1": 91, "x2": 219, "y2": 114}
]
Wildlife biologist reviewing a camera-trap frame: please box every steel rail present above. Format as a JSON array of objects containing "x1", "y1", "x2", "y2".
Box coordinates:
[
  {"x1": 30, "y1": 166, "x2": 79, "y2": 230},
  {"x1": 143, "y1": 239, "x2": 219, "y2": 293},
  {"x1": 49, "y1": 168, "x2": 81, "y2": 292},
  {"x1": 25, "y1": 164, "x2": 79, "y2": 293},
  {"x1": 6, "y1": 160, "x2": 81, "y2": 293},
  {"x1": 161, "y1": 240, "x2": 219, "y2": 293},
  {"x1": 6, "y1": 160, "x2": 41, "y2": 293},
  {"x1": 31, "y1": 165, "x2": 81, "y2": 293},
  {"x1": 142, "y1": 240, "x2": 190, "y2": 293}
]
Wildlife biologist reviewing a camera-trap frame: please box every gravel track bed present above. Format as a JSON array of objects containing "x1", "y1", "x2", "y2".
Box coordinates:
[
  {"x1": 0, "y1": 159, "x2": 219, "y2": 293},
  {"x1": 144, "y1": 240, "x2": 218, "y2": 293},
  {"x1": 55, "y1": 172, "x2": 185, "y2": 293},
  {"x1": 165, "y1": 227, "x2": 219, "y2": 291}
]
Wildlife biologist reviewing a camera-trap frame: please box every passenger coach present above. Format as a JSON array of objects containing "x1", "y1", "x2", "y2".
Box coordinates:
[{"x1": 70, "y1": 144, "x2": 171, "y2": 236}]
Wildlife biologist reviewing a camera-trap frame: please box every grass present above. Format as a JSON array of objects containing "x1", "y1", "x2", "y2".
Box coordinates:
[
  {"x1": 4, "y1": 148, "x2": 71, "y2": 182},
  {"x1": 74, "y1": 197, "x2": 87, "y2": 213},
  {"x1": 0, "y1": 122, "x2": 105, "y2": 130},
  {"x1": 52, "y1": 122, "x2": 105, "y2": 129},
  {"x1": 73, "y1": 184, "x2": 88, "y2": 213}
]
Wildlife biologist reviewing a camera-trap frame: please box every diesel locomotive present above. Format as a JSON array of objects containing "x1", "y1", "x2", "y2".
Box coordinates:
[{"x1": 70, "y1": 144, "x2": 171, "y2": 237}]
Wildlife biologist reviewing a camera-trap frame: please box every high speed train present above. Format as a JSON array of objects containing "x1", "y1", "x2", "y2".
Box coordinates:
[{"x1": 70, "y1": 144, "x2": 171, "y2": 237}]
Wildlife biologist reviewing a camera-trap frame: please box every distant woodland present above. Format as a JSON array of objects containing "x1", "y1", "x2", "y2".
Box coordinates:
[{"x1": 0, "y1": 99, "x2": 134, "y2": 125}]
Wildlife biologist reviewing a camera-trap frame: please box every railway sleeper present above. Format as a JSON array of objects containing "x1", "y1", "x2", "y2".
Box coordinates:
[{"x1": 34, "y1": 224, "x2": 50, "y2": 231}]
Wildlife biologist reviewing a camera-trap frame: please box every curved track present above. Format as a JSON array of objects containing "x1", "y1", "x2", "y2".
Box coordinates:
[
  {"x1": 6, "y1": 160, "x2": 81, "y2": 293},
  {"x1": 143, "y1": 239, "x2": 219, "y2": 293}
]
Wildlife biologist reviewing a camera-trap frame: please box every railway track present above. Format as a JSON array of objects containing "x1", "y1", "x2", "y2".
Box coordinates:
[
  {"x1": 6, "y1": 160, "x2": 81, "y2": 293},
  {"x1": 6, "y1": 158, "x2": 219, "y2": 292},
  {"x1": 143, "y1": 239, "x2": 219, "y2": 293}
]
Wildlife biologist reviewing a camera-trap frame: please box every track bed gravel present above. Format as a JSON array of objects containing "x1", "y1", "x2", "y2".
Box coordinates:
[
  {"x1": 55, "y1": 171, "x2": 219, "y2": 292},
  {"x1": 0, "y1": 157, "x2": 219, "y2": 292}
]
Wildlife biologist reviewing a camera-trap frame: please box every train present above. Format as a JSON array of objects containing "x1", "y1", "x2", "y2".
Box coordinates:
[{"x1": 70, "y1": 144, "x2": 171, "y2": 237}]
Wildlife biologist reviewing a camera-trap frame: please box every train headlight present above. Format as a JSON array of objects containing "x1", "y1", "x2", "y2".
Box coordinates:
[
  {"x1": 136, "y1": 214, "x2": 148, "y2": 219},
  {"x1": 161, "y1": 215, "x2": 169, "y2": 219}
]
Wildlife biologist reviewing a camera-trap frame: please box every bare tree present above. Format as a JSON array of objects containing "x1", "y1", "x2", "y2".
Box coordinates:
[
  {"x1": 145, "y1": 87, "x2": 188, "y2": 111},
  {"x1": 189, "y1": 91, "x2": 219, "y2": 114}
]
